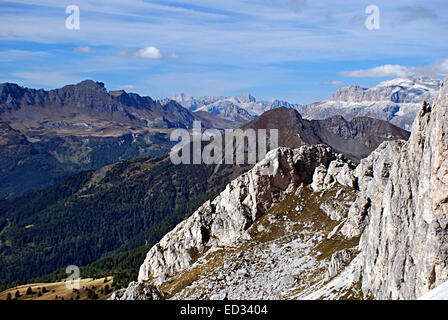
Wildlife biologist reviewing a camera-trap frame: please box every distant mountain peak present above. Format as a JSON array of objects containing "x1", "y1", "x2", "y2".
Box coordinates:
[
  {"x1": 331, "y1": 77, "x2": 441, "y2": 103},
  {"x1": 172, "y1": 93, "x2": 193, "y2": 100},
  {"x1": 77, "y1": 79, "x2": 105, "y2": 87},
  {"x1": 109, "y1": 89, "x2": 127, "y2": 97},
  {"x1": 232, "y1": 93, "x2": 256, "y2": 103},
  {"x1": 60, "y1": 79, "x2": 106, "y2": 93}
]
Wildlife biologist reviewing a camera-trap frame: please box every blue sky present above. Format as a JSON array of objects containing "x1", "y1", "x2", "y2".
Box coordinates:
[{"x1": 0, "y1": 0, "x2": 447, "y2": 103}]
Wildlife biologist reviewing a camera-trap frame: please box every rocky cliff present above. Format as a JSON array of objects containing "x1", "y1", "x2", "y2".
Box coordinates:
[
  {"x1": 341, "y1": 78, "x2": 448, "y2": 299},
  {"x1": 115, "y1": 146, "x2": 336, "y2": 292},
  {"x1": 112, "y1": 145, "x2": 361, "y2": 300},
  {"x1": 312, "y1": 77, "x2": 448, "y2": 300},
  {"x1": 114, "y1": 78, "x2": 448, "y2": 300}
]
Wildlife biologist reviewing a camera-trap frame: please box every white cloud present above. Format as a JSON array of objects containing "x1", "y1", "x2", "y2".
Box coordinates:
[
  {"x1": 134, "y1": 46, "x2": 163, "y2": 59},
  {"x1": 341, "y1": 65, "x2": 411, "y2": 78},
  {"x1": 74, "y1": 46, "x2": 93, "y2": 53},
  {"x1": 129, "y1": 46, "x2": 180, "y2": 60},
  {"x1": 340, "y1": 59, "x2": 448, "y2": 78}
]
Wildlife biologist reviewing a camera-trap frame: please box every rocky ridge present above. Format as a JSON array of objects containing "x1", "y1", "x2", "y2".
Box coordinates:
[
  {"x1": 242, "y1": 107, "x2": 409, "y2": 162},
  {"x1": 0, "y1": 80, "x2": 238, "y2": 198},
  {"x1": 172, "y1": 77, "x2": 440, "y2": 131},
  {"x1": 340, "y1": 78, "x2": 448, "y2": 299},
  {"x1": 113, "y1": 145, "x2": 361, "y2": 300}
]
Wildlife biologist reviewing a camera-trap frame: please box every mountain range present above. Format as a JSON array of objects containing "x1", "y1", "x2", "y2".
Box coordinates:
[
  {"x1": 172, "y1": 77, "x2": 440, "y2": 131},
  {"x1": 0, "y1": 78, "x2": 419, "y2": 199},
  {"x1": 171, "y1": 92, "x2": 298, "y2": 124},
  {"x1": 0, "y1": 80, "x2": 236, "y2": 198},
  {"x1": 243, "y1": 107, "x2": 409, "y2": 161},
  {"x1": 297, "y1": 77, "x2": 440, "y2": 131}
]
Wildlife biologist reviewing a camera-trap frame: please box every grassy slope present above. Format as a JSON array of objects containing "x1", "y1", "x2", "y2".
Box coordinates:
[{"x1": 0, "y1": 277, "x2": 114, "y2": 300}]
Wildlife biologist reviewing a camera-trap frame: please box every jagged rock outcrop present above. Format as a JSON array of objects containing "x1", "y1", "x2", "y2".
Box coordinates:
[
  {"x1": 110, "y1": 281, "x2": 166, "y2": 300},
  {"x1": 311, "y1": 156, "x2": 357, "y2": 192},
  {"x1": 137, "y1": 146, "x2": 335, "y2": 285},
  {"x1": 340, "y1": 140, "x2": 406, "y2": 238},
  {"x1": 113, "y1": 145, "x2": 338, "y2": 299}
]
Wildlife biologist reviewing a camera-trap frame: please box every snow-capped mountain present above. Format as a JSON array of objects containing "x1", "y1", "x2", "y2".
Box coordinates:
[
  {"x1": 171, "y1": 93, "x2": 302, "y2": 124},
  {"x1": 172, "y1": 77, "x2": 439, "y2": 130},
  {"x1": 297, "y1": 77, "x2": 441, "y2": 131}
]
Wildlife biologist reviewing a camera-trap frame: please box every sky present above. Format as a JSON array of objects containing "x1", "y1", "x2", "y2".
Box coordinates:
[{"x1": 0, "y1": 0, "x2": 447, "y2": 104}]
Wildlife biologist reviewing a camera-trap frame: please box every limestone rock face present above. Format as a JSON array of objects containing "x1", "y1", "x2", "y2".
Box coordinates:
[
  {"x1": 326, "y1": 249, "x2": 354, "y2": 280},
  {"x1": 345, "y1": 79, "x2": 448, "y2": 299},
  {"x1": 113, "y1": 145, "x2": 342, "y2": 299},
  {"x1": 136, "y1": 146, "x2": 335, "y2": 286},
  {"x1": 110, "y1": 281, "x2": 165, "y2": 300},
  {"x1": 311, "y1": 156, "x2": 357, "y2": 192},
  {"x1": 341, "y1": 140, "x2": 406, "y2": 238}
]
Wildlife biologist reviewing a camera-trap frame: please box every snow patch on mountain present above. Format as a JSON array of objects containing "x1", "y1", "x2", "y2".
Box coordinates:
[{"x1": 297, "y1": 77, "x2": 440, "y2": 130}]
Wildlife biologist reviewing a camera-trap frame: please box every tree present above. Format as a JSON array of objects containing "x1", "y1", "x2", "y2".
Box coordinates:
[
  {"x1": 14, "y1": 290, "x2": 20, "y2": 299},
  {"x1": 6, "y1": 293, "x2": 12, "y2": 300},
  {"x1": 26, "y1": 286, "x2": 33, "y2": 295}
]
